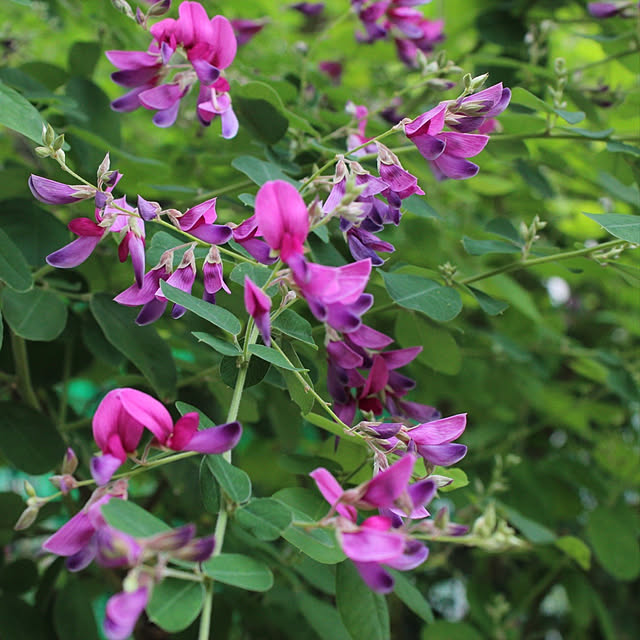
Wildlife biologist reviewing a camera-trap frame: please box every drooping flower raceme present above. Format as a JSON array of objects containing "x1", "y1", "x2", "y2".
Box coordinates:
[
  {"x1": 90, "y1": 387, "x2": 242, "y2": 485},
  {"x1": 108, "y1": 2, "x2": 239, "y2": 135}
]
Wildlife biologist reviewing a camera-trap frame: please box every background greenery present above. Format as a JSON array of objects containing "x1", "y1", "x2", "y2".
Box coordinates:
[{"x1": 0, "y1": 0, "x2": 638, "y2": 638}]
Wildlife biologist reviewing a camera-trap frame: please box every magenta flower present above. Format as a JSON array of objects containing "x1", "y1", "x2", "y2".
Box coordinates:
[
  {"x1": 168, "y1": 197, "x2": 232, "y2": 245},
  {"x1": 202, "y1": 246, "x2": 230, "y2": 304},
  {"x1": 196, "y1": 77, "x2": 239, "y2": 139},
  {"x1": 155, "y1": 246, "x2": 197, "y2": 319},
  {"x1": 90, "y1": 387, "x2": 242, "y2": 485},
  {"x1": 406, "y1": 413, "x2": 467, "y2": 466},
  {"x1": 254, "y1": 180, "x2": 310, "y2": 262},
  {"x1": 318, "y1": 60, "x2": 343, "y2": 84},
  {"x1": 244, "y1": 276, "x2": 272, "y2": 346},
  {"x1": 346, "y1": 102, "x2": 378, "y2": 157},
  {"x1": 103, "y1": 587, "x2": 149, "y2": 640},
  {"x1": 291, "y1": 2, "x2": 325, "y2": 15}
]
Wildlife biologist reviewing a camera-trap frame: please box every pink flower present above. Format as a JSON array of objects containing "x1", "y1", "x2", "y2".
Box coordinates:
[
  {"x1": 90, "y1": 388, "x2": 242, "y2": 485},
  {"x1": 244, "y1": 276, "x2": 272, "y2": 346},
  {"x1": 231, "y1": 18, "x2": 267, "y2": 46},
  {"x1": 103, "y1": 587, "x2": 149, "y2": 640},
  {"x1": 254, "y1": 180, "x2": 309, "y2": 262}
]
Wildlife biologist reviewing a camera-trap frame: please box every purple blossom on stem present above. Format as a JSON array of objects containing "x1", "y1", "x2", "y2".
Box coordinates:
[
  {"x1": 244, "y1": 276, "x2": 272, "y2": 346},
  {"x1": 103, "y1": 587, "x2": 149, "y2": 640},
  {"x1": 231, "y1": 18, "x2": 268, "y2": 46}
]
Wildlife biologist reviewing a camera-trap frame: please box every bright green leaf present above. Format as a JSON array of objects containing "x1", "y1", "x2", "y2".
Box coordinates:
[
  {"x1": 232, "y1": 156, "x2": 298, "y2": 186},
  {"x1": 582, "y1": 213, "x2": 640, "y2": 244},
  {"x1": 101, "y1": 500, "x2": 171, "y2": 537},
  {"x1": 203, "y1": 553, "x2": 274, "y2": 591},
  {"x1": 555, "y1": 536, "x2": 591, "y2": 570},
  {"x1": 248, "y1": 344, "x2": 306, "y2": 371}
]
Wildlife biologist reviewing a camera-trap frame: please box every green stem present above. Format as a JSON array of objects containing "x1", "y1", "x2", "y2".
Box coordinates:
[
  {"x1": 197, "y1": 179, "x2": 255, "y2": 201},
  {"x1": 458, "y1": 238, "x2": 627, "y2": 286},
  {"x1": 572, "y1": 47, "x2": 639, "y2": 73},
  {"x1": 10, "y1": 331, "x2": 41, "y2": 410},
  {"x1": 32, "y1": 265, "x2": 54, "y2": 280},
  {"x1": 198, "y1": 579, "x2": 214, "y2": 640}
]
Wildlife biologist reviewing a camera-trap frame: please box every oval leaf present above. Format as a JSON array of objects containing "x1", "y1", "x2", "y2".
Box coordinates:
[
  {"x1": 206, "y1": 454, "x2": 252, "y2": 504},
  {"x1": 582, "y1": 213, "x2": 640, "y2": 244},
  {"x1": 1, "y1": 288, "x2": 66, "y2": 341},
  {"x1": 101, "y1": 500, "x2": 171, "y2": 538},
  {"x1": 203, "y1": 553, "x2": 274, "y2": 591},
  {"x1": 0, "y1": 229, "x2": 32, "y2": 292},
  {"x1": 146, "y1": 579, "x2": 204, "y2": 632},
  {"x1": 235, "y1": 498, "x2": 293, "y2": 541},
  {"x1": 0, "y1": 80, "x2": 46, "y2": 143}
]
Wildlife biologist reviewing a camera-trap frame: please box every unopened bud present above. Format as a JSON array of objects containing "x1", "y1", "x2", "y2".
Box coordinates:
[
  {"x1": 469, "y1": 73, "x2": 489, "y2": 93},
  {"x1": 35, "y1": 146, "x2": 52, "y2": 158},
  {"x1": 111, "y1": 0, "x2": 135, "y2": 19},
  {"x1": 50, "y1": 474, "x2": 78, "y2": 494},
  {"x1": 97, "y1": 153, "x2": 111, "y2": 180},
  {"x1": 54, "y1": 149, "x2": 66, "y2": 164},
  {"x1": 463, "y1": 73, "x2": 472, "y2": 90},
  {"x1": 52, "y1": 134, "x2": 65, "y2": 151},
  {"x1": 148, "y1": 0, "x2": 172, "y2": 17},
  {"x1": 554, "y1": 57, "x2": 566, "y2": 75},
  {"x1": 135, "y1": 7, "x2": 145, "y2": 24},
  {"x1": 436, "y1": 50, "x2": 448, "y2": 68},
  {"x1": 15, "y1": 505, "x2": 39, "y2": 531},
  {"x1": 24, "y1": 480, "x2": 37, "y2": 498},
  {"x1": 172, "y1": 535, "x2": 216, "y2": 562},
  {"x1": 42, "y1": 123, "x2": 55, "y2": 146},
  {"x1": 62, "y1": 447, "x2": 78, "y2": 475},
  {"x1": 146, "y1": 524, "x2": 196, "y2": 552}
]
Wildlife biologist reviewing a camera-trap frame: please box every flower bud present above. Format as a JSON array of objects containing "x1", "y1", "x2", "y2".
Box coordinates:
[
  {"x1": 145, "y1": 524, "x2": 196, "y2": 552},
  {"x1": 62, "y1": 447, "x2": 79, "y2": 475},
  {"x1": 42, "y1": 123, "x2": 55, "y2": 146},
  {"x1": 35, "y1": 146, "x2": 52, "y2": 158},
  {"x1": 111, "y1": 0, "x2": 135, "y2": 19},
  {"x1": 172, "y1": 535, "x2": 216, "y2": 562},
  {"x1": 52, "y1": 134, "x2": 65, "y2": 151},
  {"x1": 14, "y1": 505, "x2": 39, "y2": 531},
  {"x1": 148, "y1": 0, "x2": 172, "y2": 17},
  {"x1": 24, "y1": 480, "x2": 37, "y2": 498}
]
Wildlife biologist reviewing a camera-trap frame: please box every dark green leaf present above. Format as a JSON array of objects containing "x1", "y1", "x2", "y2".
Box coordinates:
[
  {"x1": 0, "y1": 402, "x2": 65, "y2": 474},
  {"x1": 220, "y1": 354, "x2": 270, "y2": 388},
  {"x1": 235, "y1": 97, "x2": 289, "y2": 146},
  {"x1": 336, "y1": 561, "x2": 390, "y2": 640},
  {"x1": 402, "y1": 194, "x2": 440, "y2": 219},
  {"x1": 389, "y1": 570, "x2": 434, "y2": 623},
  {"x1": 510, "y1": 87, "x2": 552, "y2": 113},
  {"x1": 559, "y1": 126, "x2": 613, "y2": 139},
  {"x1": 467, "y1": 286, "x2": 509, "y2": 315},
  {"x1": 90, "y1": 294, "x2": 177, "y2": 398},
  {"x1": 159, "y1": 282, "x2": 242, "y2": 335},
  {"x1": 582, "y1": 213, "x2": 640, "y2": 243},
  {"x1": 0, "y1": 595, "x2": 45, "y2": 640},
  {"x1": 206, "y1": 454, "x2": 252, "y2": 504},
  {"x1": 554, "y1": 109, "x2": 585, "y2": 124},
  {"x1": 272, "y1": 309, "x2": 316, "y2": 347},
  {"x1": 500, "y1": 504, "x2": 556, "y2": 544},
  {"x1": 199, "y1": 458, "x2": 220, "y2": 514},
  {"x1": 485, "y1": 218, "x2": 521, "y2": 244},
  {"x1": 101, "y1": 500, "x2": 171, "y2": 537},
  {"x1": 203, "y1": 553, "x2": 274, "y2": 591},
  {"x1": 1, "y1": 288, "x2": 66, "y2": 341},
  {"x1": 235, "y1": 497, "x2": 293, "y2": 541},
  {"x1": 280, "y1": 340, "x2": 315, "y2": 414},
  {"x1": 53, "y1": 581, "x2": 101, "y2": 640},
  {"x1": 0, "y1": 228, "x2": 32, "y2": 292},
  {"x1": 229, "y1": 262, "x2": 273, "y2": 288},
  {"x1": 192, "y1": 331, "x2": 241, "y2": 356},
  {"x1": 586, "y1": 506, "x2": 640, "y2": 580},
  {"x1": 297, "y1": 592, "x2": 352, "y2": 640},
  {"x1": 462, "y1": 236, "x2": 521, "y2": 256},
  {"x1": 606, "y1": 141, "x2": 640, "y2": 156},
  {"x1": 596, "y1": 172, "x2": 639, "y2": 207},
  {"x1": 423, "y1": 621, "x2": 483, "y2": 640},
  {"x1": 231, "y1": 155, "x2": 298, "y2": 186},
  {"x1": 248, "y1": 344, "x2": 306, "y2": 371},
  {"x1": 0, "y1": 80, "x2": 46, "y2": 143},
  {"x1": 382, "y1": 272, "x2": 462, "y2": 322},
  {"x1": 67, "y1": 42, "x2": 101, "y2": 77},
  {"x1": 304, "y1": 413, "x2": 366, "y2": 446},
  {"x1": 514, "y1": 158, "x2": 554, "y2": 198},
  {"x1": 0, "y1": 559, "x2": 38, "y2": 594},
  {"x1": 147, "y1": 579, "x2": 204, "y2": 632}
]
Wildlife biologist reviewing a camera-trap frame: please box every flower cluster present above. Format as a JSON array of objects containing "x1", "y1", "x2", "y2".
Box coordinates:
[
  {"x1": 310, "y1": 454, "x2": 467, "y2": 592},
  {"x1": 404, "y1": 82, "x2": 511, "y2": 179},
  {"x1": 352, "y1": 0, "x2": 444, "y2": 67},
  {"x1": 108, "y1": 1, "x2": 238, "y2": 135},
  {"x1": 90, "y1": 387, "x2": 242, "y2": 485},
  {"x1": 42, "y1": 477, "x2": 215, "y2": 640}
]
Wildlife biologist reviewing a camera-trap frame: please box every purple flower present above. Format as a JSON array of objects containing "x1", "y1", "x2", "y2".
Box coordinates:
[
  {"x1": 244, "y1": 276, "x2": 272, "y2": 346},
  {"x1": 254, "y1": 180, "x2": 309, "y2": 262},
  {"x1": 28, "y1": 175, "x2": 95, "y2": 204},
  {"x1": 103, "y1": 587, "x2": 149, "y2": 640},
  {"x1": 202, "y1": 246, "x2": 230, "y2": 303},
  {"x1": 318, "y1": 60, "x2": 343, "y2": 84},
  {"x1": 588, "y1": 2, "x2": 637, "y2": 18},
  {"x1": 169, "y1": 197, "x2": 232, "y2": 245},
  {"x1": 231, "y1": 18, "x2": 267, "y2": 46},
  {"x1": 196, "y1": 77, "x2": 239, "y2": 139},
  {"x1": 290, "y1": 2, "x2": 325, "y2": 15},
  {"x1": 446, "y1": 83, "x2": 511, "y2": 133}
]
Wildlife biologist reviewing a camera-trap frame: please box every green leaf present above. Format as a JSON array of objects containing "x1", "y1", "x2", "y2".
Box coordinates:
[
  {"x1": 395, "y1": 312, "x2": 461, "y2": 375},
  {"x1": 467, "y1": 286, "x2": 509, "y2": 316},
  {"x1": 582, "y1": 213, "x2": 640, "y2": 244},
  {"x1": 272, "y1": 309, "x2": 316, "y2": 347},
  {"x1": 485, "y1": 218, "x2": 521, "y2": 244},
  {"x1": 596, "y1": 172, "x2": 639, "y2": 207},
  {"x1": 203, "y1": 553, "x2": 274, "y2": 591},
  {"x1": 336, "y1": 561, "x2": 390, "y2": 640},
  {"x1": 559, "y1": 126, "x2": 613, "y2": 139},
  {"x1": 53, "y1": 581, "x2": 101, "y2": 640},
  {"x1": 586, "y1": 506, "x2": 640, "y2": 580},
  {"x1": 90, "y1": 294, "x2": 177, "y2": 399},
  {"x1": 206, "y1": 454, "x2": 252, "y2": 504},
  {"x1": 510, "y1": 87, "x2": 553, "y2": 113},
  {"x1": 606, "y1": 141, "x2": 640, "y2": 156},
  {"x1": 220, "y1": 354, "x2": 270, "y2": 389},
  {"x1": 0, "y1": 559, "x2": 38, "y2": 594},
  {"x1": 297, "y1": 592, "x2": 352, "y2": 640},
  {"x1": 67, "y1": 42, "x2": 101, "y2": 78},
  {"x1": 0, "y1": 228, "x2": 32, "y2": 292},
  {"x1": 434, "y1": 467, "x2": 469, "y2": 492},
  {"x1": 229, "y1": 262, "x2": 273, "y2": 288},
  {"x1": 281, "y1": 341, "x2": 315, "y2": 414},
  {"x1": 0, "y1": 402, "x2": 65, "y2": 474},
  {"x1": 389, "y1": 570, "x2": 434, "y2": 623},
  {"x1": 235, "y1": 97, "x2": 289, "y2": 146},
  {"x1": 422, "y1": 621, "x2": 483, "y2": 640},
  {"x1": 554, "y1": 109, "x2": 585, "y2": 124},
  {"x1": 514, "y1": 158, "x2": 554, "y2": 198},
  {"x1": 199, "y1": 458, "x2": 220, "y2": 514},
  {"x1": 555, "y1": 536, "x2": 591, "y2": 570},
  {"x1": 1, "y1": 288, "x2": 66, "y2": 341},
  {"x1": 0, "y1": 595, "x2": 45, "y2": 640},
  {"x1": 146, "y1": 579, "x2": 204, "y2": 633},
  {"x1": 305, "y1": 413, "x2": 366, "y2": 446},
  {"x1": 462, "y1": 236, "x2": 521, "y2": 256},
  {"x1": 159, "y1": 282, "x2": 242, "y2": 335},
  {"x1": 232, "y1": 155, "x2": 299, "y2": 186},
  {"x1": 402, "y1": 194, "x2": 440, "y2": 219},
  {"x1": 192, "y1": 332, "x2": 241, "y2": 356},
  {"x1": 0, "y1": 80, "x2": 46, "y2": 143},
  {"x1": 235, "y1": 497, "x2": 293, "y2": 541},
  {"x1": 273, "y1": 488, "x2": 346, "y2": 564},
  {"x1": 500, "y1": 504, "x2": 556, "y2": 544},
  {"x1": 101, "y1": 500, "x2": 171, "y2": 537},
  {"x1": 248, "y1": 344, "x2": 306, "y2": 371},
  {"x1": 382, "y1": 272, "x2": 462, "y2": 322}
]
